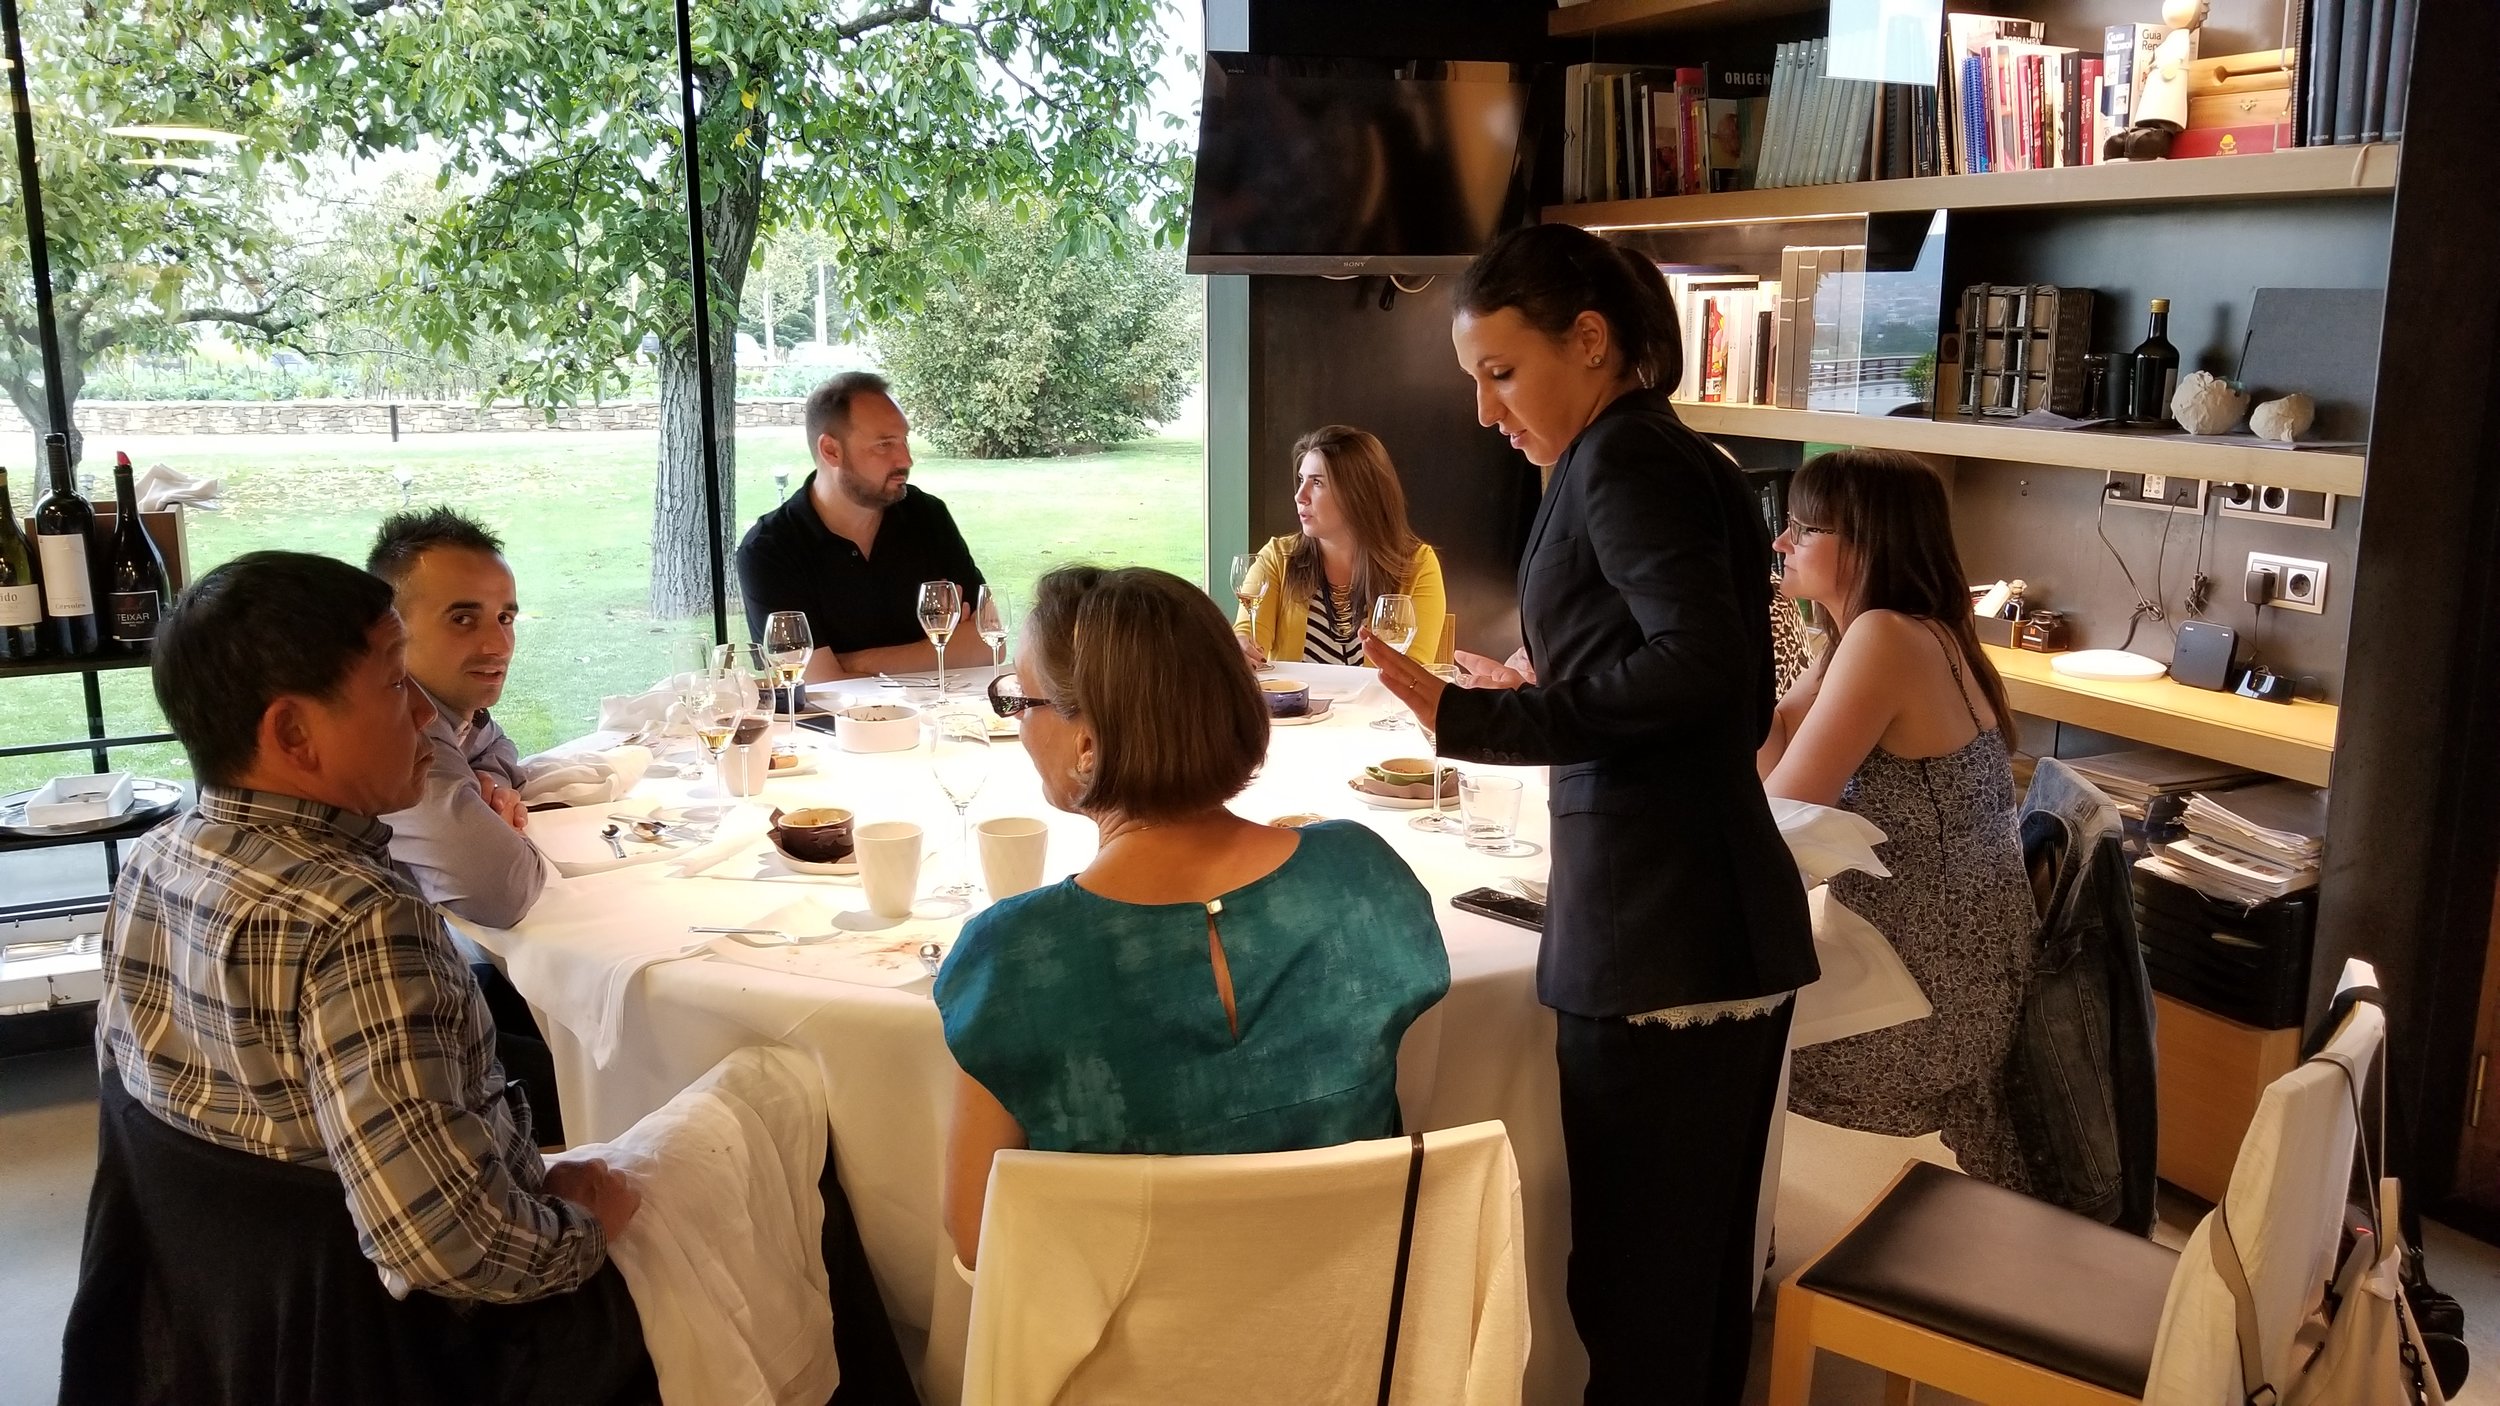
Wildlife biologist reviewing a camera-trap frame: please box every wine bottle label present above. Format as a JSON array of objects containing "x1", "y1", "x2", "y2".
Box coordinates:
[
  {"x1": 36, "y1": 534, "x2": 93, "y2": 616},
  {"x1": 110, "y1": 589, "x2": 160, "y2": 643},
  {"x1": 0, "y1": 583, "x2": 38, "y2": 628}
]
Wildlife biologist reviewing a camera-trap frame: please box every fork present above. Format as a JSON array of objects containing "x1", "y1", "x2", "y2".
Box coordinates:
[{"x1": 687, "y1": 925, "x2": 831, "y2": 948}]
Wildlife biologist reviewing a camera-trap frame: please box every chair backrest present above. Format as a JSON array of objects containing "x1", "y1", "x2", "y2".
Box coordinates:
[
  {"x1": 2142, "y1": 965, "x2": 2389, "y2": 1405},
  {"x1": 962, "y1": 1120, "x2": 1528, "y2": 1406}
]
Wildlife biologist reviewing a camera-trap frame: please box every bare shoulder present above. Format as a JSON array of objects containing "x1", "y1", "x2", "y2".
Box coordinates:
[{"x1": 1830, "y1": 610, "x2": 1941, "y2": 667}]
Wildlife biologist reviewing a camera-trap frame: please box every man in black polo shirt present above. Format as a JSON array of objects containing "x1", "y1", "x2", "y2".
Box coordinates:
[{"x1": 736, "y1": 371, "x2": 986, "y2": 681}]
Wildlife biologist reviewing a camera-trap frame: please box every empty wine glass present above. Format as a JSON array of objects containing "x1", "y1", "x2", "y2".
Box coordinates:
[
  {"x1": 973, "y1": 586, "x2": 1011, "y2": 671},
  {"x1": 929, "y1": 709, "x2": 991, "y2": 900},
  {"x1": 672, "y1": 638, "x2": 717, "y2": 704},
  {"x1": 1369, "y1": 593, "x2": 1419, "y2": 732},
  {"x1": 918, "y1": 580, "x2": 964, "y2": 698}
]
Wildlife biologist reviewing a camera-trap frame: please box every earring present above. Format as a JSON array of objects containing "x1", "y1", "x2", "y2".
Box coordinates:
[{"x1": 1588, "y1": 354, "x2": 1604, "y2": 368}]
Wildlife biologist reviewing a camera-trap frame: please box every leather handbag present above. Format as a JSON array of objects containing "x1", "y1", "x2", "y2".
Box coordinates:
[{"x1": 2208, "y1": 1029, "x2": 2448, "y2": 1406}]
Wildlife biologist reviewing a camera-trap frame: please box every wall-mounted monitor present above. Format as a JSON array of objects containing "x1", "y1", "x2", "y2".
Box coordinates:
[{"x1": 1187, "y1": 53, "x2": 1533, "y2": 276}]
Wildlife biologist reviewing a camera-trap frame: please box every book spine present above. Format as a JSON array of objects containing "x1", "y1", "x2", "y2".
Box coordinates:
[
  {"x1": 2104, "y1": 25, "x2": 2137, "y2": 132},
  {"x1": 2360, "y1": 0, "x2": 2394, "y2": 143},
  {"x1": 1754, "y1": 307, "x2": 1776, "y2": 405},
  {"x1": 2334, "y1": 0, "x2": 2372, "y2": 143},
  {"x1": 2081, "y1": 56, "x2": 2104, "y2": 161},
  {"x1": 1961, "y1": 53, "x2": 1990, "y2": 173},
  {"x1": 2381, "y1": 0, "x2": 2416, "y2": 141},
  {"x1": 1702, "y1": 298, "x2": 1728, "y2": 402}
]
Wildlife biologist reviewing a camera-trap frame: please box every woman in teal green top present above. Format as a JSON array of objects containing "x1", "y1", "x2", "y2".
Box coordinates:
[{"x1": 934, "y1": 565, "x2": 1449, "y2": 1268}]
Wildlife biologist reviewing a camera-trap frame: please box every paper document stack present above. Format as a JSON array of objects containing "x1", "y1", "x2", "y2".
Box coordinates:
[
  {"x1": 2062, "y1": 748, "x2": 2261, "y2": 821},
  {"x1": 2139, "y1": 781, "x2": 2328, "y2": 903}
]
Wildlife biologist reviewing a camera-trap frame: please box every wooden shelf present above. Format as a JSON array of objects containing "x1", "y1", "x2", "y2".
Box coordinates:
[
  {"x1": 1549, "y1": 0, "x2": 1821, "y2": 39},
  {"x1": 1546, "y1": 145, "x2": 2400, "y2": 228},
  {"x1": 0, "y1": 652, "x2": 151, "y2": 682},
  {"x1": 1680, "y1": 402, "x2": 2366, "y2": 496},
  {"x1": 1982, "y1": 645, "x2": 2337, "y2": 785}
]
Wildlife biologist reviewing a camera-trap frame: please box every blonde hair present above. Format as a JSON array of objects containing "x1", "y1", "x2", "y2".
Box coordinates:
[{"x1": 1281, "y1": 426, "x2": 1424, "y2": 633}]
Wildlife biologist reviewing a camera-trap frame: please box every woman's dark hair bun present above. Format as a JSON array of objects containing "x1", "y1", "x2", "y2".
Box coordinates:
[{"x1": 1452, "y1": 224, "x2": 1682, "y2": 392}]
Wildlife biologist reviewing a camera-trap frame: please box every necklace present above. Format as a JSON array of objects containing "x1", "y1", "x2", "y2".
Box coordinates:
[{"x1": 1326, "y1": 582, "x2": 1357, "y2": 640}]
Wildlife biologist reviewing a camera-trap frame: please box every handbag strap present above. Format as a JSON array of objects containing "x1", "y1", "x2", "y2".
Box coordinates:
[
  {"x1": 2209, "y1": 1204, "x2": 2280, "y2": 1406},
  {"x1": 1376, "y1": 1132, "x2": 1426, "y2": 1406}
]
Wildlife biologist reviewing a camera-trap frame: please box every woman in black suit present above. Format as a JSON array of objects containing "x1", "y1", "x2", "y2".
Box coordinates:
[{"x1": 1366, "y1": 224, "x2": 1818, "y2": 1406}]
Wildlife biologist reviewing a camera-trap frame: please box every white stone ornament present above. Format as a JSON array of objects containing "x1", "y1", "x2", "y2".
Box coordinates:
[
  {"x1": 2170, "y1": 370, "x2": 2249, "y2": 435},
  {"x1": 2251, "y1": 393, "x2": 2316, "y2": 443}
]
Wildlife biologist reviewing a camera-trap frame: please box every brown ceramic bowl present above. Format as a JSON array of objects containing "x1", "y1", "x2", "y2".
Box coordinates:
[{"x1": 768, "y1": 806, "x2": 854, "y2": 863}]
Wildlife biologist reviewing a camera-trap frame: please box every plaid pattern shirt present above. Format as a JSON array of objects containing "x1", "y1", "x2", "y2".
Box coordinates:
[{"x1": 96, "y1": 786, "x2": 606, "y2": 1303}]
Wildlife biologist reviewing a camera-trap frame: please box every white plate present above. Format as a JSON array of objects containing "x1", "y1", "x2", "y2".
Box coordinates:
[
  {"x1": 772, "y1": 852, "x2": 859, "y2": 877},
  {"x1": 2050, "y1": 649, "x2": 2169, "y2": 682},
  {"x1": 1269, "y1": 705, "x2": 1337, "y2": 728},
  {"x1": 0, "y1": 778, "x2": 185, "y2": 838},
  {"x1": 649, "y1": 804, "x2": 733, "y2": 828}
]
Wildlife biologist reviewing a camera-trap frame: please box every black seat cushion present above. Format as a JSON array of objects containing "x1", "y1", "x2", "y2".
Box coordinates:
[{"x1": 1797, "y1": 1161, "x2": 2179, "y2": 1395}]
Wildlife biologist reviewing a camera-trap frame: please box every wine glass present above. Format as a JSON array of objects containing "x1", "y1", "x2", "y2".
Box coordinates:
[
  {"x1": 688, "y1": 677, "x2": 748, "y2": 795},
  {"x1": 1229, "y1": 554, "x2": 1267, "y2": 660},
  {"x1": 762, "y1": 611, "x2": 813, "y2": 710},
  {"x1": 713, "y1": 642, "x2": 773, "y2": 713},
  {"x1": 918, "y1": 580, "x2": 963, "y2": 698},
  {"x1": 973, "y1": 586, "x2": 1011, "y2": 671},
  {"x1": 929, "y1": 709, "x2": 991, "y2": 901},
  {"x1": 1368, "y1": 593, "x2": 1419, "y2": 732}
]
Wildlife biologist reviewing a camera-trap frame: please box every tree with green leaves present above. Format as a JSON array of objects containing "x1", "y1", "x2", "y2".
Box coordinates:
[
  {"x1": 18, "y1": 0, "x2": 1188, "y2": 615},
  {"x1": 876, "y1": 200, "x2": 1194, "y2": 458}
]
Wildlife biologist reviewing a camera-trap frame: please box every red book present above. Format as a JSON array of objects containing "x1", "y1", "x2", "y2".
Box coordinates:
[
  {"x1": 2169, "y1": 125, "x2": 2282, "y2": 158},
  {"x1": 2080, "y1": 57, "x2": 2104, "y2": 162},
  {"x1": 1674, "y1": 69, "x2": 1706, "y2": 195}
]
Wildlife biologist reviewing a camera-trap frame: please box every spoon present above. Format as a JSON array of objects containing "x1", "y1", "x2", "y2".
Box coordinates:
[{"x1": 600, "y1": 824, "x2": 627, "y2": 859}]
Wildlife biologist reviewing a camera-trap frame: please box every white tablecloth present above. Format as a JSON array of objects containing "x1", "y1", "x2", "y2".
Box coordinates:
[{"x1": 465, "y1": 663, "x2": 1912, "y2": 1405}]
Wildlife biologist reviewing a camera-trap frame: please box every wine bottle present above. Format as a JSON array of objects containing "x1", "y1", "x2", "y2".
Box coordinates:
[
  {"x1": 0, "y1": 466, "x2": 42, "y2": 662},
  {"x1": 2129, "y1": 298, "x2": 2181, "y2": 424},
  {"x1": 106, "y1": 451, "x2": 168, "y2": 653},
  {"x1": 33, "y1": 434, "x2": 100, "y2": 657}
]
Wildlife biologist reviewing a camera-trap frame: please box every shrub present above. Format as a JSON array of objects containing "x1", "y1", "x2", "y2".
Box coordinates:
[{"x1": 871, "y1": 205, "x2": 1198, "y2": 458}]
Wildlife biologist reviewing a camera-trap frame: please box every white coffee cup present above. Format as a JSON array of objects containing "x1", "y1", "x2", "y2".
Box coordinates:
[
  {"x1": 975, "y1": 817, "x2": 1050, "y2": 900},
  {"x1": 855, "y1": 820, "x2": 924, "y2": 920}
]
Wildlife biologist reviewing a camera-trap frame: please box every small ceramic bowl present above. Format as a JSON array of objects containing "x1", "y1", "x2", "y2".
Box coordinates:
[
  {"x1": 768, "y1": 806, "x2": 855, "y2": 863},
  {"x1": 1367, "y1": 757, "x2": 1438, "y2": 788},
  {"x1": 1269, "y1": 812, "x2": 1326, "y2": 829},
  {"x1": 1258, "y1": 677, "x2": 1311, "y2": 718},
  {"x1": 835, "y1": 703, "x2": 920, "y2": 753}
]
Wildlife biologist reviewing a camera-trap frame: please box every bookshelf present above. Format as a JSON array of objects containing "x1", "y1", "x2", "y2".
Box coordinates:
[
  {"x1": 1677, "y1": 403, "x2": 2368, "y2": 496},
  {"x1": 1546, "y1": 143, "x2": 2401, "y2": 229},
  {"x1": 1982, "y1": 644, "x2": 2338, "y2": 785},
  {"x1": 1548, "y1": 0, "x2": 1822, "y2": 40}
]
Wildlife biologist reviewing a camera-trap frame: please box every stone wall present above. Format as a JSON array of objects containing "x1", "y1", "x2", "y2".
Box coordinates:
[{"x1": 0, "y1": 397, "x2": 806, "y2": 436}]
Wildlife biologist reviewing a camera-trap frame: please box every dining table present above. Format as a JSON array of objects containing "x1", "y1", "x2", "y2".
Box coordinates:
[{"x1": 462, "y1": 661, "x2": 1919, "y2": 1405}]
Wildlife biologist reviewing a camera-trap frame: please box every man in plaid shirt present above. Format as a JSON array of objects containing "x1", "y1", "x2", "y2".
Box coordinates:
[{"x1": 93, "y1": 551, "x2": 646, "y2": 1387}]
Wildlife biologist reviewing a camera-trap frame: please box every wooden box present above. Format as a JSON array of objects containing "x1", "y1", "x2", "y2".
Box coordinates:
[
  {"x1": 18, "y1": 506, "x2": 192, "y2": 593},
  {"x1": 2188, "y1": 48, "x2": 2296, "y2": 132},
  {"x1": 1954, "y1": 284, "x2": 2096, "y2": 419},
  {"x1": 2153, "y1": 991, "x2": 2301, "y2": 1202}
]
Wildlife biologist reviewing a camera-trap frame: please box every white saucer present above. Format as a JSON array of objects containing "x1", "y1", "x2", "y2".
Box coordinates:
[
  {"x1": 2050, "y1": 649, "x2": 2169, "y2": 682},
  {"x1": 1348, "y1": 780, "x2": 1444, "y2": 811},
  {"x1": 772, "y1": 852, "x2": 859, "y2": 877},
  {"x1": 1269, "y1": 705, "x2": 1336, "y2": 728}
]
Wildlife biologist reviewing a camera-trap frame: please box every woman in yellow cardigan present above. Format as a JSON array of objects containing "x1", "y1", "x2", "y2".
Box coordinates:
[{"x1": 1234, "y1": 425, "x2": 1445, "y2": 667}]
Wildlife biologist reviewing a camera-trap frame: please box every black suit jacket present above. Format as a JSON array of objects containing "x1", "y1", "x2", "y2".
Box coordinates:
[{"x1": 1437, "y1": 389, "x2": 1818, "y2": 1017}]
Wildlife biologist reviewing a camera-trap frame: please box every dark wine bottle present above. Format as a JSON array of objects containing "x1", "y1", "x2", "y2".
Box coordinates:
[
  {"x1": 0, "y1": 466, "x2": 42, "y2": 661},
  {"x1": 106, "y1": 451, "x2": 167, "y2": 652},
  {"x1": 2129, "y1": 298, "x2": 2181, "y2": 424},
  {"x1": 33, "y1": 434, "x2": 101, "y2": 657}
]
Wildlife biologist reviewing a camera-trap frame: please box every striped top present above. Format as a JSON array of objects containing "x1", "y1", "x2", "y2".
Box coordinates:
[
  {"x1": 1301, "y1": 582, "x2": 1366, "y2": 666},
  {"x1": 95, "y1": 786, "x2": 605, "y2": 1302}
]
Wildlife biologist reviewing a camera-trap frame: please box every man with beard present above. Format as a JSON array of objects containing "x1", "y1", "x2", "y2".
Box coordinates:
[{"x1": 735, "y1": 371, "x2": 988, "y2": 681}]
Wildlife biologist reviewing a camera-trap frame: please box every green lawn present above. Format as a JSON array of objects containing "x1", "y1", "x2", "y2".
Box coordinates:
[{"x1": 3, "y1": 427, "x2": 1204, "y2": 795}]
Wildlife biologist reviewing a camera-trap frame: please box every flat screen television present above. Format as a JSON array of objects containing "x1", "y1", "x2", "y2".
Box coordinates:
[{"x1": 1187, "y1": 54, "x2": 1534, "y2": 276}]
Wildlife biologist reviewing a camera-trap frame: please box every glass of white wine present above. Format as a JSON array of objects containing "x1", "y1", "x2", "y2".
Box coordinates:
[
  {"x1": 972, "y1": 586, "x2": 1011, "y2": 671},
  {"x1": 918, "y1": 580, "x2": 963, "y2": 699},
  {"x1": 1228, "y1": 554, "x2": 1267, "y2": 664},
  {"x1": 762, "y1": 610, "x2": 812, "y2": 716},
  {"x1": 1368, "y1": 593, "x2": 1419, "y2": 732},
  {"x1": 688, "y1": 678, "x2": 747, "y2": 796}
]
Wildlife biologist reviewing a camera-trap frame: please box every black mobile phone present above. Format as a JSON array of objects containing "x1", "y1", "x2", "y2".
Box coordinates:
[
  {"x1": 1450, "y1": 886, "x2": 1545, "y2": 933},
  {"x1": 796, "y1": 713, "x2": 842, "y2": 738}
]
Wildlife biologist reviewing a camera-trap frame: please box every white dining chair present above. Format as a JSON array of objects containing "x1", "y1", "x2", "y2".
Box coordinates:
[{"x1": 960, "y1": 1120, "x2": 1529, "y2": 1406}]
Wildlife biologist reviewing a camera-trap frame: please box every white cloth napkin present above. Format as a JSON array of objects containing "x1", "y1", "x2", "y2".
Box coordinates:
[
  {"x1": 531, "y1": 802, "x2": 762, "y2": 880},
  {"x1": 516, "y1": 745, "x2": 652, "y2": 809},
  {"x1": 132, "y1": 462, "x2": 223, "y2": 513},
  {"x1": 1792, "y1": 887, "x2": 1933, "y2": 1046},
  {"x1": 599, "y1": 678, "x2": 696, "y2": 735},
  {"x1": 700, "y1": 897, "x2": 951, "y2": 990},
  {"x1": 553, "y1": 1046, "x2": 842, "y2": 1406},
  {"x1": 1770, "y1": 796, "x2": 1893, "y2": 886}
]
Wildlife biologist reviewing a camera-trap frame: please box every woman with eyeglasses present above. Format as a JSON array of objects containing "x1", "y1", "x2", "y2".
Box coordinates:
[
  {"x1": 1233, "y1": 425, "x2": 1446, "y2": 667},
  {"x1": 1361, "y1": 224, "x2": 1815, "y2": 1406},
  {"x1": 935, "y1": 565, "x2": 1450, "y2": 1271},
  {"x1": 1758, "y1": 448, "x2": 2037, "y2": 1193}
]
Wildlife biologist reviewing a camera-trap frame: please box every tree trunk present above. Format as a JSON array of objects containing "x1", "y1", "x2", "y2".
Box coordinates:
[
  {"x1": 647, "y1": 104, "x2": 767, "y2": 620},
  {"x1": 3, "y1": 338, "x2": 86, "y2": 470}
]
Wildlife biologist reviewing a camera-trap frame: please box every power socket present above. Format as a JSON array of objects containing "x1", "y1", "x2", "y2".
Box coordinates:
[
  {"x1": 2105, "y1": 471, "x2": 2205, "y2": 514},
  {"x1": 2217, "y1": 482, "x2": 2337, "y2": 529},
  {"x1": 2247, "y1": 552, "x2": 2327, "y2": 614}
]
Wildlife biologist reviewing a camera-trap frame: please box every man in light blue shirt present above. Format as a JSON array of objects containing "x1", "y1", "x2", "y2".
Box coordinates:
[{"x1": 368, "y1": 507, "x2": 562, "y2": 1140}]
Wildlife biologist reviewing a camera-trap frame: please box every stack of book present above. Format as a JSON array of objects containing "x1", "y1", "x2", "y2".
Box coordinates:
[
  {"x1": 2063, "y1": 747, "x2": 2262, "y2": 822},
  {"x1": 2295, "y1": 0, "x2": 2417, "y2": 145},
  {"x1": 2139, "y1": 781, "x2": 2329, "y2": 903},
  {"x1": 1561, "y1": 63, "x2": 1770, "y2": 203},
  {"x1": 1660, "y1": 243, "x2": 1868, "y2": 410}
]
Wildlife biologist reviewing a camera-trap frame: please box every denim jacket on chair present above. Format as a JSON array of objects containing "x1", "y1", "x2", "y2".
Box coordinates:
[{"x1": 2006, "y1": 758, "x2": 2161, "y2": 1233}]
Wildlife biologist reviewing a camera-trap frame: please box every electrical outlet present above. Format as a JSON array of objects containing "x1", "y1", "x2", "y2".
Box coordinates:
[
  {"x1": 2217, "y1": 482, "x2": 2337, "y2": 529},
  {"x1": 2106, "y1": 471, "x2": 2205, "y2": 514},
  {"x1": 2248, "y1": 552, "x2": 2327, "y2": 614}
]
